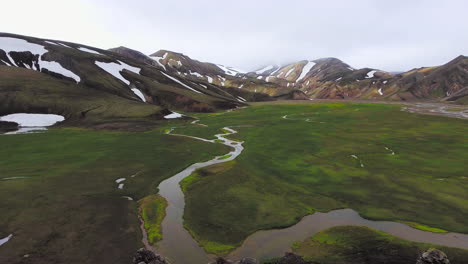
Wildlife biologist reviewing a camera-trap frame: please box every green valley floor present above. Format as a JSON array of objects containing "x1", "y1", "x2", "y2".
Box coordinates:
[
  {"x1": 1, "y1": 101, "x2": 467, "y2": 263},
  {"x1": 0, "y1": 128, "x2": 229, "y2": 264},
  {"x1": 175, "y1": 102, "x2": 468, "y2": 254}
]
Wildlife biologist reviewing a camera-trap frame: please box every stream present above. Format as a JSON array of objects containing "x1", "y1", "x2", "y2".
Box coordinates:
[
  {"x1": 144, "y1": 121, "x2": 468, "y2": 264},
  {"x1": 154, "y1": 126, "x2": 244, "y2": 264}
]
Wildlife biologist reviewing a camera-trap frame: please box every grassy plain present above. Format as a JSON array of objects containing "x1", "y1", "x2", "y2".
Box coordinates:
[
  {"x1": 0, "y1": 128, "x2": 229, "y2": 264},
  {"x1": 176, "y1": 102, "x2": 468, "y2": 254}
]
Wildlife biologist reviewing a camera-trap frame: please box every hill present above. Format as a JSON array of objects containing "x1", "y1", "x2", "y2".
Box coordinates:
[{"x1": 0, "y1": 33, "x2": 249, "y2": 128}]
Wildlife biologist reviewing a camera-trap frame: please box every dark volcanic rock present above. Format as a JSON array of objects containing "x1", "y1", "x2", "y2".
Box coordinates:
[
  {"x1": 237, "y1": 258, "x2": 258, "y2": 264},
  {"x1": 264, "y1": 252, "x2": 317, "y2": 264},
  {"x1": 132, "y1": 248, "x2": 168, "y2": 264},
  {"x1": 416, "y1": 248, "x2": 450, "y2": 264},
  {"x1": 0, "y1": 121, "x2": 19, "y2": 133},
  {"x1": 274, "y1": 90, "x2": 310, "y2": 100}
]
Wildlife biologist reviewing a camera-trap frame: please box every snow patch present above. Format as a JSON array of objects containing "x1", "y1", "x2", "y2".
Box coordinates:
[
  {"x1": 366, "y1": 70, "x2": 377, "y2": 78},
  {"x1": 150, "y1": 52, "x2": 168, "y2": 70},
  {"x1": 0, "y1": 234, "x2": 13, "y2": 246},
  {"x1": 285, "y1": 68, "x2": 295, "y2": 78},
  {"x1": 160, "y1": 71, "x2": 202, "y2": 94},
  {"x1": 115, "y1": 178, "x2": 126, "y2": 184},
  {"x1": 95, "y1": 60, "x2": 140, "y2": 85},
  {"x1": 40, "y1": 60, "x2": 81, "y2": 82},
  {"x1": 78, "y1": 47, "x2": 103, "y2": 55},
  {"x1": 0, "y1": 113, "x2": 64, "y2": 127},
  {"x1": 165, "y1": 112, "x2": 183, "y2": 119},
  {"x1": 385, "y1": 147, "x2": 395, "y2": 155},
  {"x1": 296, "y1": 61, "x2": 316, "y2": 82},
  {"x1": 45, "y1": 41, "x2": 61, "y2": 46},
  {"x1": 0, "y1": 37, "x2": 81, "y2": 82},
  {"x1": 188, "y1": 71, "x2": 203, "y2": 78},
  {"x1": 239, "y1": 84, "x2": 244, "y2": 89},
  {"x1": 257, "y1": 76, "x2": 263, "y2": 80},
  {"x1": 237, "y1": 96, "x2": 247, "y2": 102},
  {"x1": 335, "y1": 77, "x2": 343, "y2": 81},
  {"x1": 378, "y1": 88, "x2": 383, "y2": 96},
  {"x1": 131, "y1": 88, "x2": 146, "y2": 102},
  {"x1": 207, "y1": 76, "x2": 213, "y2": 83},
  {"x1": 216, "y1": 64, "x2": 242, "y2": 76},
  {"x1": 118, "y1": 184, "x2": 124, "y2": 189},
  {"x1": 1, "y1": 60, "x2": 11, "y2": 66},
  {"x1": 4, "y1": 127, "x2": 47, "y2": 135}
]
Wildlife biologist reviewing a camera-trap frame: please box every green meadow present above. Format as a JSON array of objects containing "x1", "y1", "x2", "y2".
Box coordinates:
[
  {"x1": 176, "y1": 102, "x2": 468, "y2": 254},
  {"x1": 0, "y1": 128, "x2": 229, "y2": 264},
  {"x1": 1, "y1": 101, "x2": 467, "y2": 263}
]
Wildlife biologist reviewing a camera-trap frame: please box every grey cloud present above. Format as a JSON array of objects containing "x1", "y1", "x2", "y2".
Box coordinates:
[{"x1": 2, "y1": 0, "x2": 467, "y2": 72}]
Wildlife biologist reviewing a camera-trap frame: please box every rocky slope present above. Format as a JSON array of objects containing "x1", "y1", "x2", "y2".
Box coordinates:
[
  {"x1": 150, "y1": 48, "x2": 467, "y2": 104},
  {"x1": 249, "y1": 57, "x2": 467, "y2": 104}
]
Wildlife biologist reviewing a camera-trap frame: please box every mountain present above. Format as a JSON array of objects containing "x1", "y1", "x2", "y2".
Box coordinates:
[
  {"x1": 248, "y1": 56, "x2": 467, "y2": 103},
  {"x1": 393, "y1": 55, "x2": 468, "y2": 104},
  {"x1": 1, "y1": 31, "x2": 466, "y2": 128},
  {"x1": 0, "y1": 33, "x2": 252, "y2": 127}
]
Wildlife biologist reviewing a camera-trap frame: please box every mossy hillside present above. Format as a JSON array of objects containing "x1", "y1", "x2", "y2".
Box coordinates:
[
  {"x1": 289, "y1": 226, "x2": 468, "y2": 264},
  {"x1": 0, "y1": 67, "x2": 164, "y2": 123},
  {"x1": 0, "y1": 128, "x2": 229, "y2": 264},
  {"x1": 176, "y1": 102, "x2": 468, "y2": 252}
]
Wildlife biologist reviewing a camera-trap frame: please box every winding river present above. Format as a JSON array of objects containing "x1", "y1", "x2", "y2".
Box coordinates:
[
  {"x1": 155, "y1": 126, "x2": 244, "y2": 264},
  {"x1": 145, "y1": 121, "x2": 468, "y2": 264}
]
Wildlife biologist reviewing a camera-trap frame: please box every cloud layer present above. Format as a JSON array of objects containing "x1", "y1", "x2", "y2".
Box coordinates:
[{"x1": 2, "y1": 0, "x2": 467, "y2": 71}]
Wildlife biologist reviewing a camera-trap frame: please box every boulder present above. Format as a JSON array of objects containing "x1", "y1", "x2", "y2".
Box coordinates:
[
  {"x1": 132, "y1": 248, "x2": 168, "y2": 264},
  {"x1": 0, "y1": 121, "x2": 18, "y2": 133},
  {"x1": 416, "y1": 248, "x2": 450, "y2": 264},
  {"x1": 264, "y1": 252, "x2": 317, "y2": 264}
]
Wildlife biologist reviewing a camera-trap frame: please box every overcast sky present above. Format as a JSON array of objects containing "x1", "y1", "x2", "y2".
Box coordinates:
[{"x1": 2, "y1": 0, "x2": 467, "y2": 71}]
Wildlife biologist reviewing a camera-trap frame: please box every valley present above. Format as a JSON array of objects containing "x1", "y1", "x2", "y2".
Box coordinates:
[
  {"x1": 0, "y1": 32, "x2": 467, "y2": 264},
  {"x1": 1, "y1": 101, "x2": 467, "y2": 264}
]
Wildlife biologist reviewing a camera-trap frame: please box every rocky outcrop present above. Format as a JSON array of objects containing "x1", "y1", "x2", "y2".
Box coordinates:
[
  {"x1": 0, "y1": 121, "x2": 18, "y2": 133},
  {"x1": 263, "y1": 252, "x2": 317, "y2": 264},
  {"x1": 132, "y1": 248, "x2": 168, "y2": 264},
  {"x1": 273, "y1": 90, "x2": 310, "y2": 100},
  {"x1": 416, "y1": 248, "x2": 450, "y2": 264}
]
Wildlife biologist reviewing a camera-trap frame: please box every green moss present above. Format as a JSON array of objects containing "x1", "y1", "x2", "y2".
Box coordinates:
[
  {"x1": 291, "y1": 241, "x2": 302, "y2": 250},
  {"x1": 139, "y1": 195, "x2": 168, "y2": 245},
  {"x1": 198, "y1": 240, "x2": 237, "y2": 255},
  {"x1": 401, "y1": 221, "x2": 448, "y2": 233},
  {"x1": 180, "y1": 172, "x2": 200, "y2": 193},
  {"x1": 218, "y1": 154, "x2": 232, "y2": 160}
]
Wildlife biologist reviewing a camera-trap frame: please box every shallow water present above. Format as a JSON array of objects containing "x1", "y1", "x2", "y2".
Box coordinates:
[{"x1": 228, "y1": 209, "x2": 468, "y2": 261}]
